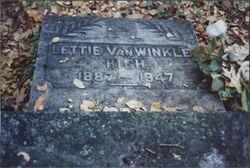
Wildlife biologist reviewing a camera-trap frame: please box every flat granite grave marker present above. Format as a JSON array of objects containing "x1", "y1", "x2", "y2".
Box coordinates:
[{"x1": 29, "y1": 16, "x2": 225, "y2": 112}]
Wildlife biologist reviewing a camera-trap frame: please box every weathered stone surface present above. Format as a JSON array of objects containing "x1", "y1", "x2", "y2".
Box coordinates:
[
  {"x1": 1, "y1": 111, "x2": 248, "y2": 167},
  {"x1": 29, "y1": 16, "x2": 225, "y2": 112}
]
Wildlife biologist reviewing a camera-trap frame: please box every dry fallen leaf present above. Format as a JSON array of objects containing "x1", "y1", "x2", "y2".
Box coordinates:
[
  {"x1": 127, "y1": 12, "x2": 144, "y2": 19},
  {"x1": 103, "y1": 106, "x2": 119, "y2": 112},
  {"x1": 166, "y1": 32, "x2": 174, "y2": 38},
  {"x1": 13, "y1": 87, "x2": 26, "y2": 104},
  {"x1": 144, "y1": 83, "x2": 151, "y2": 88},
  {"x1": 13, "y1": 30, "x2": 31, "y2": 41},
  {"x1": 192, "y1": 106, "x2": 205, "y2": 112},
  {"x1": 139, "y1": 1, "x2": 148, "y2": 8},
  {"x1": 13, "y1": 32, "x2": 21, "y2": 41},
  {"x1": 56, "y1": 1, "x2": 65, "y2": 6},
  {"x1": 73, "y1": 78, "x2": 85, "y2": 89},
  {"x1": 222, "y1": 66, "x2": 242, "y2": 93},
  {"x1": 80, "y1": 100, "x2": 96, "y2": 112},
  {"x1": 119, "y1": 108, "x2": 130, "y2": 112},
  {"x1": 207, "y1": 16, "x2": 217, "y2": 24},
  {"x1": 67, "y1": 98, "x2": 73, "y2": 103},
  {"x1": 173, "y1": 153, "x2": 181, "y2": 160},
  {"x1": 246, "y1": 16, "x2": 249, "y2": 22},
  {"x1": 162, "y1": 106, "x2": 182, "y2": 112},
  {"x1": 26, "y1": 9, "x2": 42, "y2": 22},
  {"x1": 64, "y1": 1, "x2": 71, "y2": 6},
  {"x1": 36, "y1": 83, "x2": 47, "y2": 91},
  {"x1": 183, "y1": 84, "x2": 189, "y2": 88},
  {"x1": 59, "y1": 57, "x2": 69, "y2": 64},
  {"x1": 113, "y1": 12, "x2": 121, "y2": 18},
  {"x1": 68, "y1": 104, "x2": 73, "y2": 109},
  {"x1": 150, "y1": 102, "x2": 162, "y2": 111},
  {"x1": 108, "y1": 27, "x2": 112, "y2": 31},
  {"x1": 59, "y1": 107, "x2": 70, "y2": 112},
  {"x1": 33, "y1": 95, "x2": 45, "y2": 112},
  {"x1": 17, "y1": 151, "x2": 30, "y2": 162},
  {"x1": 126, "y1": 100, "x2": 146, "y2": 111},
  {"x1": 51, "y1": 37, "x2": 60, "y2": 43},
  {"x1": 196, "y1": 24, "x2": 204, "y2": 33},
  {"x1": 50, "y1": 5, "x2": 59, "y2": 14},
  {"x1": 148, "y1": 9, "x2": 157, "y2": 16},
  {"x1": 72, "y1": 1, "x2": 87, "y2": 7}
]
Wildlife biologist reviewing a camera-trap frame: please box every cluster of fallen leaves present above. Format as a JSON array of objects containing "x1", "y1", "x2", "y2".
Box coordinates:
[
  {"x1": 1, "y1": 1, "x2": 41, "y2": 111},
  {"x1": 33, "y1": 83, "x2": 47, "y2": 112},
  {"x1": 56, "y1": 78, "x2": 205, "y2": 112},
  {"x1": 1, "y1": 1, "x2": 249, "y2": 112},
  {"x1": 59, "y1": 98, "x2": 204, "y2": 113}
]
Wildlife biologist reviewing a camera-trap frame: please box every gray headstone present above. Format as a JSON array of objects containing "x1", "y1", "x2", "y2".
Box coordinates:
[
  {"x1": 29, "y1": 16, "x2": 225, "y2": 112},
  {"x1": 1, "y1": 111, "x2": 248, "y2": 167}
]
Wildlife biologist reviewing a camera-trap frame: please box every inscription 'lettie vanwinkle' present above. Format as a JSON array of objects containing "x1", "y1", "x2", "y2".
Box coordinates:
[{"x1": 52, "y1": 44, "x2": 191, "y2": 58}]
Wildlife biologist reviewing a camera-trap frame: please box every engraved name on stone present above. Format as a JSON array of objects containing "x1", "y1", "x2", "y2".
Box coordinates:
[
  {"x1": 50, "y1": 43, "x2": 191, "y2": 86},
  {"x1": 51, "y1": 44, "x2": 191, "y2": 58}
]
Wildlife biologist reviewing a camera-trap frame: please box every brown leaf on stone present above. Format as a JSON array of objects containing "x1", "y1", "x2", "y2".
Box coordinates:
[
  {"x1": 17, "y1": 151, "x2": 30, "y2": 162},
  {"x1": 103, "y1": 106, "x2": 119, "y2": 112},
  {"x1": 162, "y1": 106, "x2": 182, "y2": 112},
  {"x1": 126, "y1": 100, "x2": 146, "y2": 111},
  {"x1": 73, "y1": 78, "x2": 85, "y2": 89},
  {"x1": 33, "y1": 95, "x2": 46, "y2": 112},
  {"x1": 192, "y1": 106, "x2": 205, "y2": 112},
  {"x1": 36, "y1": 83, "x2": 47, "y2": 91},
  {"x1": 150, "y1": 102, "x2": 162, "y2": 111},
  {"x1": 80, "y1": 100, "x2": 96, "y2": 112},
  {"x1": 68, "y1": 104, "x2": 73, "y2": 109},
  {"x1": 59, "y1": 107, "x2": 70, "y2": 112},
  {"x1": 67, "y1": 98, "x2": 73, "y2": 103},
  {"x1": 173, "y1": 153, "x2": 182, "y2": 160},
  {"x1": 108, "y1": 27, "x2": 112, "y2": 31},
  {"x1": 51, "y1": 37, "x2": 60, "y2": 43},
  {"x1": 119, "y1": 108, "x2": 130, "y2": 112},
  {"x1": 59, "y1": 57, "x2": 69, "y2": 64}
]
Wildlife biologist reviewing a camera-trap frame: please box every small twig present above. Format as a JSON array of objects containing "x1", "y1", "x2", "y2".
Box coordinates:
[
  {"x1": 159, "y1": 143, "x2": 184, "y2": 149},
  {"x1": 145, "y1": 148, "x2": 156, "y2": 155}
]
